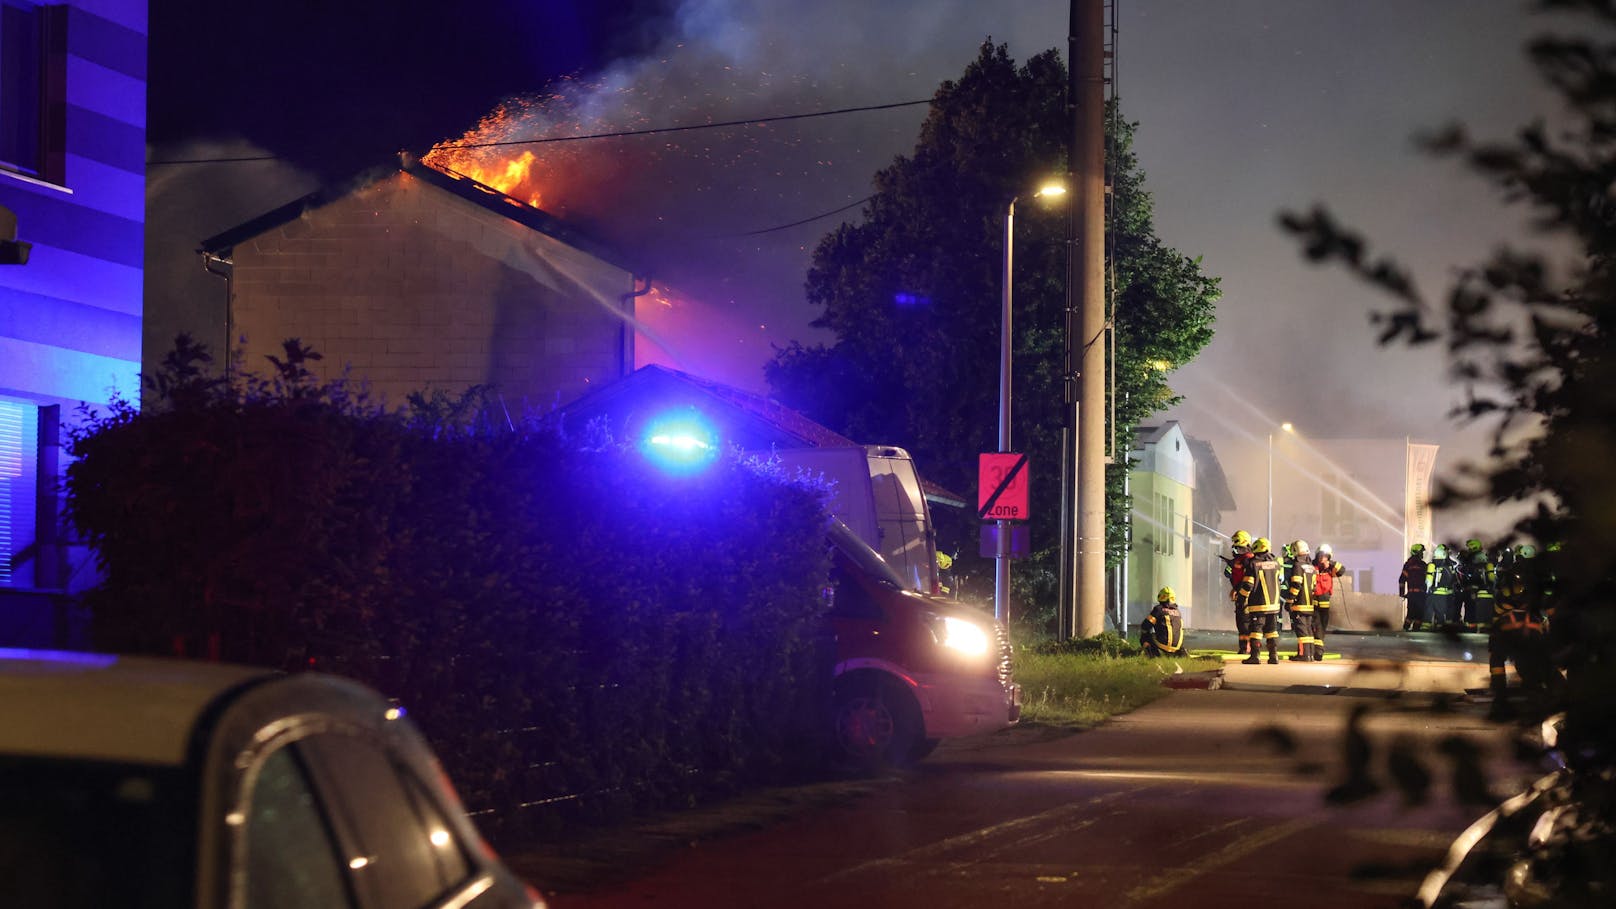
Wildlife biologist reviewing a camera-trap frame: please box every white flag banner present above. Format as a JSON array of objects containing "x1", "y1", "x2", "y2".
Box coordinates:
[{"x1": 1405, "y1": 443, "x2": 1439, "y2": 551}]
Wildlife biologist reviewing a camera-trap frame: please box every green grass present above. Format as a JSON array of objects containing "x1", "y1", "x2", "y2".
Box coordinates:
[{"x1": 1015, "y1": 650, "x2": 1224, "y2": 727}]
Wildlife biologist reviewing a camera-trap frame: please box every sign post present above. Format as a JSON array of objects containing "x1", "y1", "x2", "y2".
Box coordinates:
[{"x1": 980, "y1": 453, "x2": 1029, "y2": 625}]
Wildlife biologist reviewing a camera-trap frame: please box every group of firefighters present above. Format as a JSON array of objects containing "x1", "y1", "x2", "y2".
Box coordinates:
[
  {"x1": 1399, "y1": 539, "x2": 1560, "y2": 711},
  {"x1": 1135, "y1": 530, "x2": 1563, "y2": 711},
  {"x1": 1223, "y1": 531, "x2": 1346, "y2": 664}
]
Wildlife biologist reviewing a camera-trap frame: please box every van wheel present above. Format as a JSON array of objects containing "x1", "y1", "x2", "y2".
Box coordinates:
[{"x1": 832, "y1": 676, "x2": 921, "y2": 772}]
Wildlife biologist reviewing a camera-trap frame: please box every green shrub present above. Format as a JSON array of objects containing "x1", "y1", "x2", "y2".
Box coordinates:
[{"x1": 65, "y1": 338, "x2": 835, "y2": 842}]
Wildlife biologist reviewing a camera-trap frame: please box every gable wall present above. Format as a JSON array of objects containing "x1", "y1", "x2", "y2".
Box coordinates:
[{"x1": 228, "y1": 171, "x2": 633, "y2": 414}]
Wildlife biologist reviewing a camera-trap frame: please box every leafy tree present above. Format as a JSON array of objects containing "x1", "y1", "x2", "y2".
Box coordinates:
[
  {"x1": 1280, "y1": 1, "x2": 1616, "y2": 901},
  {"x1": 766, "y1": 41, "x2": 1218, "y2": 627}
]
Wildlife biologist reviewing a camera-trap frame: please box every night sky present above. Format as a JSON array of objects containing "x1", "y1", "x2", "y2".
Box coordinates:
[{"x1": 147, "y1": 0, "x2": 1562, "y2": 537}]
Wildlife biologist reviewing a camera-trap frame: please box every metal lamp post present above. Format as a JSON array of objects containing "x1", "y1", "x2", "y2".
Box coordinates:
[{"x1": 995, "y1": 181, "x2": 1067, "y2": 626}]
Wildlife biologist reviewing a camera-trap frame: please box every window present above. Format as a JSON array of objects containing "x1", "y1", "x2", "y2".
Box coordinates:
[
  {"x1": 1356, "y1": 568, "x2": 1374, "y2": 595},
  {"x1": 0, "y1": 398, "x2": 36, "y2": 588},
  {"x1": 1153, "y1": 493, "x2": 1175, "y2": 557},
  {"x1": 299, "y1": 734, "x2": 473, "y2": 909},
  {"x1": 0, "y1": 0, "x2": 62, "y2": 183},
  {"x1": 244, "y1": 747, "x2": 353, "y2": 909},
  {"x1": 1325, "y1": 475, "x2": 1363, "y2": 543}
]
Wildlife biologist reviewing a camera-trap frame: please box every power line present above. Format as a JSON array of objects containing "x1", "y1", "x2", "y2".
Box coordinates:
[
  {"x1": 147, "y1": 97, "x2": 933, "y2": 166},
  {"x1": 721, "y1": 194, "x2": 874, "y2": 237},
  {"x1": 437, "y1": 98, "x2": 931, "y2": 150}
]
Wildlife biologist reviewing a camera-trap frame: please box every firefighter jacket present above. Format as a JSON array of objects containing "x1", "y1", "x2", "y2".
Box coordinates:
[
  {"x1": 1400, "y1": 556, "x2": 1429, "y2": 596},
  {"x1": 1313, "y1": 556, "x2": 1345, "y2": 599},
  {"x1": 1426, "y1": 557, "x2": 1462, "y2": 596},
  {"x1": 1493, "y1": 561, "x2": 1546, "y2": 635},
  {"x1": 1239, "y1": 552, "x2": 1283, "y2": 613},
  {"x1": 1285, "y1": 558, "x2": 1319, "y2": 612},
  {"x1": 1140, "y1": 603, "x2": 1186, "y2": 654},
  {"x1": 1225, "y1": 547, "x2": 1252, "y2": 600},
  {"x1": 1462, "y1": 551, "x2": 1497, "y2": 600}
]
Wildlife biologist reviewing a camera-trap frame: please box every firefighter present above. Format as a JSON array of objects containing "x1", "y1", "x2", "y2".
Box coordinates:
[
  {"x1": 1225, "y1": 530, "x2": 1254, "y2": 656},
  {"x1": 1238, "y1": 537, "x2": 1284, "y2": 665},
  {"x1": 1425, "y1": 544, "x2": 1463, "y2": 629},
  {"x1": 1313, "y1": 543, "x2": 1346, "y2": 657},
  {"x1": 1489, "y1": 543, "x2": 1552, "y2": 718},
  {"x1": 1400, "y1": 544, "x2": 1430, "y2": 631},
  {"x1": 1284, "y1": 540, "x2": 1322, "y2": 661},
  {"x1": 1459, "y1": 539, "x2": 1495, "y2": 634},
  {"x1": 1140, "y1": 587, "x2": 1187, "y2": 658}
]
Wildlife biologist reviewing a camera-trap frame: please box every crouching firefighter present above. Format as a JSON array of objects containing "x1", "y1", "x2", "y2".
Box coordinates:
[
  {"x1": 1238, "y1": 538, "x2": 1284, "y2": 665},
  {"x1": 1140, "y1": 587, "x2": 1187, "y2": 658}
]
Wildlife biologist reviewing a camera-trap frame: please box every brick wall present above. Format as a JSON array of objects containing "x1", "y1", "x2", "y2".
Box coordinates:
[{"x1": 229, "y1": 171, "x2": 633, "y2": 416}]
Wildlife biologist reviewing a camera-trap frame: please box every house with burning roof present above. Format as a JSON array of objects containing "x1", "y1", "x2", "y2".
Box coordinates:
[{"x1": 198, "y1": 154, "x2": 650, "y2": 415}]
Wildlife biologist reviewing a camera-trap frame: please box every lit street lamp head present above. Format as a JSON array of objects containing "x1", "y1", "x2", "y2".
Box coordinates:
[{"x1": 1034, "y1": 181, "x2": 1067, "y2": 199}]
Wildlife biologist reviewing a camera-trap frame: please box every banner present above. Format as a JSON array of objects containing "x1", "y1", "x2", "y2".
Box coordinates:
[{"x1": 1404, "y1": 442, "x2": 1439, "y2": 552}]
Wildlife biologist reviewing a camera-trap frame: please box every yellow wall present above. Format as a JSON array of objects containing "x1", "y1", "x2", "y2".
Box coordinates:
[{"x1": 1127, "y1": 470, "x2": 1196, "y2": 627}]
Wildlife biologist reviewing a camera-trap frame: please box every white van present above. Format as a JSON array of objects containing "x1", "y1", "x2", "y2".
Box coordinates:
[{"x1": 767, "y1": 445, "x2": 940, "y2": 595}]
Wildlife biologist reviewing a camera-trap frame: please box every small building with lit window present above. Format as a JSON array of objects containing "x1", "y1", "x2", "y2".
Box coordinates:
[
  {"x1": 1124, "y1": 422, "x2": 1198, "y2": 630},
  {"x1": 0, "y1": 1, "x2": 146, "y2": 644}
]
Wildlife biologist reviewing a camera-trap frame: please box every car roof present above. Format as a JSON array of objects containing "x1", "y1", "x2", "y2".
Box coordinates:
[{"x1": 0, "y1": 648, "x2": 276, "y2": 766}]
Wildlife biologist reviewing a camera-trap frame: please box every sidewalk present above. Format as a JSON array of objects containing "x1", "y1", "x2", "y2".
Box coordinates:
[{"x1": 1215, "y1": 652, "x2": 1490, "y2": 696}]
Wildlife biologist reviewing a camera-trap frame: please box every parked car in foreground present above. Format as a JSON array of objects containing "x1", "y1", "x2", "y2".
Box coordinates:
[
  {"x1": 826, "y1": 519, "x2": 1020, "y2": 769},
  {"x1": 0, "y1": 648, "x2": 544, "y2": 909}
]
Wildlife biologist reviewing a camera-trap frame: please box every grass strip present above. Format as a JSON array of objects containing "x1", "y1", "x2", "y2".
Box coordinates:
[{"x1": 1016, "y1": 650, "x2": 1224, "y2": 727}]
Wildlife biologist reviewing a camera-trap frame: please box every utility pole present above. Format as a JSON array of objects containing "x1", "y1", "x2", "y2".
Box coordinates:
[{"x1": 1068, "y1": 0, "x2": 1107, "y2": 638}]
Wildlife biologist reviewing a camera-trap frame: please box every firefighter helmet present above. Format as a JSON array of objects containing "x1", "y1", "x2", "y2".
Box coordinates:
[
  {"x1": 1517, "y1": 543, "x2": 1537, "y2": 559},
  {"x1": 1317, "y1": 543, "x2": 1333, "y2": 556},
  {"x1": 1253, "y1": 537, "x2": 1271, "y2": 554},
  {"x1": 1232, "y1": 530, "x2": 1251, "y2": 547},
  {"x1": 1466, "y1": 539, "x2": 1483, "y2": 553},
  {"x1": 1293, "y1": 540, "x2": 1311, "y2": 557},
  {"x1": 1157, "y1": 586, "x2": 1175, "y2": 603},
  {"x1": 1410, "y1": 543, "x2": 1426, "y2": 555},
  {"x1": 1434, "y1": 544, "x2": 1448, "y2": 559}
]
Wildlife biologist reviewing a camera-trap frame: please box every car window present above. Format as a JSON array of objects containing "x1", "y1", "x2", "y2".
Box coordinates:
[
  {"x1": 0, "y1": 756, "x2": 192, "y2": 909},
  {"x1": 243, "y1": 747, "x2": 353, "y2": 909},
  {"x1": 299, "y1": 733, "x2": 473, "y2": 908}
]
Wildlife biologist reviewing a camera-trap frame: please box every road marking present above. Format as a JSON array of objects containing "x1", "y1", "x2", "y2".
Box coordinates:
[
  {"x1": 817, "y1": 789, "x2": 1136, "y2": 884},
  {"x1": 1120, "y1": 816, "x2": 1318, "y2": 906}
]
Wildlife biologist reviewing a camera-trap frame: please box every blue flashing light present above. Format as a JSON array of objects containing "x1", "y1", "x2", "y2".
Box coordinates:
[
  {"x1": 0, "y1": 647, "x2": 118, "y2": 667},
  {"x1": 894, "y1": 292, "x2": 931, "y2": 307},
  {"x1": 641, "y1": 412, "x2": 720, "y2": 473}
]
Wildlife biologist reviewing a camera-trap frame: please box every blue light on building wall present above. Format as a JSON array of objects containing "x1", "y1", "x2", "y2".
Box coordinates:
[{"x1": 641, "y1": 411, "x2": 720, "y2": 473}]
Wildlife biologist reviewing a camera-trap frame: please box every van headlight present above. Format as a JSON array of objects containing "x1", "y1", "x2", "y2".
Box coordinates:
[{"x1": 936, "y1": 615, "x2": 991, "y2": 656}]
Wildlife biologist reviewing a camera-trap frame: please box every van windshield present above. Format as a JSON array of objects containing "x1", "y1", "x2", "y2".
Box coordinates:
[{"x1": 829, "y1": 519, "x2": 907, "y2": 590}]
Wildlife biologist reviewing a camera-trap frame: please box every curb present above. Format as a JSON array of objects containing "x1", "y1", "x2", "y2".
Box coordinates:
[{"x1": 1163, "y1": 669, "x2": 1224, "y2": 690}]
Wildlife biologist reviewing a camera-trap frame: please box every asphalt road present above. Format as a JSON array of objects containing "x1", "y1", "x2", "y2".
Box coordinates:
[{"x1": 542, "y1": 647, "x2": 1530, "y2": 909}]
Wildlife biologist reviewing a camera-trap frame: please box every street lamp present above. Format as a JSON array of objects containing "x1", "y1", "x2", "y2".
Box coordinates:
[
  {"x1": 995, "y1": 179, "x2": 1067, "y2": 626},
  {"x1": 1267, "y1": 421, "x2": 1294, "y2": 544}
]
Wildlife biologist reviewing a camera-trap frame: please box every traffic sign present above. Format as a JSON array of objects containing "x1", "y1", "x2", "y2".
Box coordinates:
[{"x1": 978, "y1": 452, "x2": 1030, "y2": 520}]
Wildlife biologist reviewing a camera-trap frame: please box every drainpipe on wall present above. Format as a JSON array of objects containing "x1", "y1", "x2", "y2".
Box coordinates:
[
  {"x1": 200, "y1": 250, "x2": 233, "y2": 377},
  {"x1": 620, "y1": 274, "x2": 652, "y2": 377}
]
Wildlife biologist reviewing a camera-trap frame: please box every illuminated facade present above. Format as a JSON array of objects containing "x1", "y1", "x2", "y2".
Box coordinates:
[
  {"x1": 1125, "y1": 423, "x2": 1198, "y2": 629},
  {"x1": 0, "y1": 1, "x2": 146, "y2": 641}
]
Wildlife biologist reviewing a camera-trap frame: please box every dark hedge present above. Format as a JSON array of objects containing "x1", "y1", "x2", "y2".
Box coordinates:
[{"x1": 64, "y1": 339, "x2": 835, "y2": 842}]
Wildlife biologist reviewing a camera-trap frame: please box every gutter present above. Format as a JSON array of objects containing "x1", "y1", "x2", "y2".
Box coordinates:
[
  {"x1": 200, "y1": 249, "x2": 233, "y2": 376},
  {"x1": 620, "y1": 275, "x2": 652, "y2": 377}
]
